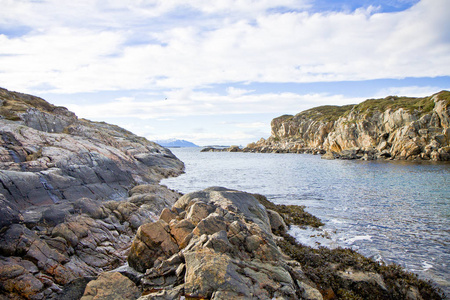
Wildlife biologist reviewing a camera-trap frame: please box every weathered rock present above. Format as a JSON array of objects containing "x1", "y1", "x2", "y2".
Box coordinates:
[
  {"x1": 80, "y1": 272, "x2": 141, "y2": 300},
  {"x1": 0, "y1": 193, "x2": 22, "y2": 229},
  {"x1": 267, "y1": 209, "x2": 287, "y2": 234},
  {"x1": 245, "y1": 91, "x2": 450, "y2": 161},
  {"x1": 0, "y1": 87, "x2": 185, "y2": 298},
  {"x1": 128, "y1": 187, "x2": 319, "y2": 299},
  {"x1": 128, "y1": 220, "x2": 179, "y2": 273},
  {"x1": 159, "y1": 207, "x2": 177, "y2": 223},
  {"x1": 169, "y1": 219, "x2": 195, "y2": 248},
  {"x1": 0, "y1": 87, "x2": 184, "y2": 210},
  {"x1": 184, "y1": 250, "x2": 252, "y2": 299},
  {"x1": 58, "y1": 277, "x2": 96, "y2": 300}
]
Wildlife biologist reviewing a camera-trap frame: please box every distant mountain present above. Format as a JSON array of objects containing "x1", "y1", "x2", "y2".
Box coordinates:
[{"x1": 156, "y1": 139, "x2": 199, "y2": 147}]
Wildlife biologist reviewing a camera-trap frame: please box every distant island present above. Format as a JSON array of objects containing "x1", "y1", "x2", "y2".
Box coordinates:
[{"x1": 155, "y1": 139, "x2": 199, "y2": 147}]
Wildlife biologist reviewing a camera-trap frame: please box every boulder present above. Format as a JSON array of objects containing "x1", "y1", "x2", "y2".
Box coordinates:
[
  {"x1": 81, "y1": 272, "x2": 140, "y2": 300},
  {"x1": 128, "y1": 187, "x2": 318, "y2": 299},
  {"x1": 267, "y1": 209, "x2": 287, "y2": 234},
  {"x1": 128, "y1": 220, "x2": 179, "y2": 273}
]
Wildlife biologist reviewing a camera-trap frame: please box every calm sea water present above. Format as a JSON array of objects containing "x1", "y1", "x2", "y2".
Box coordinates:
[{"x1": 161, "y1": 148, "x2": 450, "y2": 294}]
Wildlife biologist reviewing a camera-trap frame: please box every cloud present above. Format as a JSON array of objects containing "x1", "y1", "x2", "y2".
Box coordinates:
[
  {"x1": 233, "y1": 122, "x2": 267, "y2": 129},
  {"x1": 0, "y1": 0, "x2": 449, "y2": 95},
  {"x1": 66, "y1": 89, "x2": 363, "y2": 121},
  {"x1": 372, "y1": 86, "x2": 445, "y2": 98}
]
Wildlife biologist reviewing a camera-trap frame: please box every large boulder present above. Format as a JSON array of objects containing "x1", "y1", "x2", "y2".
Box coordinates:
[
  {"x1": 80, "y1": 272, "x2": 140, "y2": 300},
  {"x1": 128, "y1": 187, "x2": 321, "y2": 299},
  {"x1": 128, "y1": 220, "x2": 179, "y2": 273}
]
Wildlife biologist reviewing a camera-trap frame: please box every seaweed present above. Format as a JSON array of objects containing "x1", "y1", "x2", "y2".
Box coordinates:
[
  {"x1": 254, "y1": 193, "x2": 445, "y2": 299},
  {"x1": 253, "y1": 193, "x2": 324, "y2": 228}
]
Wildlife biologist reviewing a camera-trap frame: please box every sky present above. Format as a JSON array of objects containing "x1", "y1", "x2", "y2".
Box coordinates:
[{"x1": 1, "y1": 0, "x2": 449, "y2": 146}]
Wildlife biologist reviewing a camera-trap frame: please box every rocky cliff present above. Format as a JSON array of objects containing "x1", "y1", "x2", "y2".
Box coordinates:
[
  {"x1": 245, "y1": 91, "x2": 450, "y2": 161},
  {"x1": 0, "y1": 87, "x2": 184, "y2": 299},
  {"x1": 0, "y1": 87, "x2": 184, "y2": 209}
]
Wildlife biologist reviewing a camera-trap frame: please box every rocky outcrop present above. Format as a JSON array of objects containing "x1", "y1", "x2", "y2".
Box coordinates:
[
  {"x1": 0, "y1": 87, "x2": 184, "y2": 299},
  {"x1": 120, "y1": 187, "x2": 443, "y2": 300},
  {"x1": 0, "y1": 87, "x2": 184, "y2": 209},
  {"x1": 0, "y1": 184, "x2": 181, "y2": 299},
  {"x1": 127, "y1": 187, "x2": 321, "y2": 299},
  {"x1": 245, "y1": 91, "x2": 450, "y2": 161}
]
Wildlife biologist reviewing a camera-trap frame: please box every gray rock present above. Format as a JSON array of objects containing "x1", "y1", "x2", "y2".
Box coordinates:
[
  {"x1": 0, "y1": 193, "x2": 22, "y2": 229},
  {"x1": 130, "y1": 188, "x2": 306, "y2": 299}
]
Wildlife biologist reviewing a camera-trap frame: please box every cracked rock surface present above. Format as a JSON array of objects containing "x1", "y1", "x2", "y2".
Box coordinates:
[{"x1": 127, "y1": 187, "x2": 320, "y2": 300}]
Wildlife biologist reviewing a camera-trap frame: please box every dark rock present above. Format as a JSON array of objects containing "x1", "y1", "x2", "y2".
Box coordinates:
[
  {"x1": 58, "y1": 276, "x2": 96, "y2": 300},
  {"x1": 0, "y1": 193, "x2": 22, "y2": 229},
  {"x1": 41, "y1": 206, "x2": 70, "y2": 226},
  {"x1": 72, "y1": 198, "x2": 106, "y2": 219}
]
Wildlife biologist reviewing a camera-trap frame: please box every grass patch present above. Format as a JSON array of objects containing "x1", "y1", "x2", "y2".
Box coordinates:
[
  {"x1": 353, "y1": 95, "x2": 437, "y2": 116},
  {"x1": 295, "y1": 105, "x2": 355, "y2": 122},
  {"x1": 435, "y1": 90, "x2": 450, "y2": 107}
]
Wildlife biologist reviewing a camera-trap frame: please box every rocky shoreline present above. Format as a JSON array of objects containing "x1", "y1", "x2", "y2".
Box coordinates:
[
  {"x1": 205, "y1": 91, "x2": 450, "y2": 161},
  {"x1": 0, "y1": 88, "x2": 446, "y2": 299}
]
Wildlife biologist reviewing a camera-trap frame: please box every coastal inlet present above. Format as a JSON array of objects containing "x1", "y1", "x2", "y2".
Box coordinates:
[{"x1": 162, "y1": 147, "x2": 450, "y2": 295}]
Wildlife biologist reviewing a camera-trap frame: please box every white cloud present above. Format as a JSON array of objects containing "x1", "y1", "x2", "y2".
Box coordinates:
[
  {"x1": 372, "y1": 86, "x2": 445, "y2": 98},
  {"x1": 0, "y1": 0, "x2": 449, "y2": 94},
  {"x1": 233, "y1": 122, "x2": 267, "y2": 129},
  {"x1": 66, "y1": 89, "x2": 363, "y2": 121}
]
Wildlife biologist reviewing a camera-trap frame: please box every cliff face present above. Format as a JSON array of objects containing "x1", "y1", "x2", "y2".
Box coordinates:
[
  {"x1": 0, "y1": 87, "x2": 184, "y2": 209},
  {"x1": 246, "y1": 91, "x2": 450, "y2": 160}
]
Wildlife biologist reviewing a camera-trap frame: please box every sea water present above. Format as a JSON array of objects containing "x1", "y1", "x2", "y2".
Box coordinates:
[{"x1": 161, "y1": 147, "x2": 450, "y2": 294}]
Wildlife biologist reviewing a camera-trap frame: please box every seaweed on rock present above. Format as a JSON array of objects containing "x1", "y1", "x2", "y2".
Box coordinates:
[
  {"x1": 253, "y1": 193, "x2": 324, "y2": 229},
  {"x1": 255, "y1": 193, "x2": 445, "y2": 299}
]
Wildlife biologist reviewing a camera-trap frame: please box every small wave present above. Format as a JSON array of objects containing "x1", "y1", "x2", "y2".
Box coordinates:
[
  {"x1": 344, "y1": 235, "x2": 372, "y2": 244},
  {"x1": 422, "y1": 261, "x2": 433, "y2": 271}
]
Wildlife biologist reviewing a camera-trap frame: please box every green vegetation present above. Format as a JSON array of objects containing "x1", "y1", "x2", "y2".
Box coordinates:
[
  {"x1": 0, "y1": 88, "x2": 62, "y2": 121},
  {"x1": 435, "y1": 90, "x2": 450, "y2": 107},
  {"x1": 273, "y1": 114, "x2": 294, "y2": 123},
  {"x1": 296, "y1": 104, "x2": 355, "y2": 122},
  {"x1": 283, "y1": 91, "x2": 450, "y2": 125},
  {"x1": 353, "y1": 94, "x2": 439, "y2": 116}
]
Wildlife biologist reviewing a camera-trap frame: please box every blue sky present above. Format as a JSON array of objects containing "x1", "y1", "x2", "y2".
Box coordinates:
[{"x1": 1, "y1": 0, "x2": 449, "y2": 146}]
